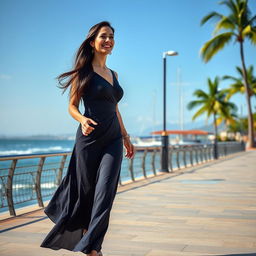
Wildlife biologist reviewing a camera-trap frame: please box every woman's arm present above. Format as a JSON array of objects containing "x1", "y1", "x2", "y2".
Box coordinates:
[
  {"x1": 113, "y1": 70, "x2": 134, "y2": 158},
  {"x1": 68, "y1": 75, "x2": 97, "y2": 135},
  {"x1": 116, "y1": 104, "x2": 129, "y2": 137},
  {"x1": 113, "y1": 71, "x2": 129, "y2": 137},
  {"x1": 68, "y1": 76, "x2": 85, "y2": 123}
]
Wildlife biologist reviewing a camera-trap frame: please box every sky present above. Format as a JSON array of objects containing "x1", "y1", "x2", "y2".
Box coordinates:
[{"x1": 0, "y1": 0, "x2": 255, "y2": 137}]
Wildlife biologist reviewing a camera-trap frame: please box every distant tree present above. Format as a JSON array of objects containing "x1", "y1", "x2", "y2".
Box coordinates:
[
  {"x1": 228, "y1": 113, "x2": 256, "y2": 134},
  {"x1": 200, "y1": 0, "x2": 256, "y2": 148},
  {"x1": 187, "y1": 76, "x2": 237, "y2": 159}
]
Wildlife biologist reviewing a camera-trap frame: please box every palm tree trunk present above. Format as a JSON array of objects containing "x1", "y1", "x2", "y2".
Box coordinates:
[
  {"x1": 239, "y1": 41, "x2": 255, "y2": 148},
  {"x1": 213, "y1": 113, "x2": 218, "y2": 159}
]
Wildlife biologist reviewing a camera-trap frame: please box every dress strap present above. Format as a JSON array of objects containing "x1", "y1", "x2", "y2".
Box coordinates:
[{"x1": 110, "y1": 69, "x2": 117, "y2": 82}]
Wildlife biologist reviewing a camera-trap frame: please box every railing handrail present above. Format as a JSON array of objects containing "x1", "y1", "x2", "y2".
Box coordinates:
[
  {"x1": 0, "y1": 141, "x2": 245, "y2": 218},
  {"x1": 0, "y1": 151, "x2": 72, "y2": 161},
  {"x1": 0, "y1": 143, "x2": 214, "y2": 160}
]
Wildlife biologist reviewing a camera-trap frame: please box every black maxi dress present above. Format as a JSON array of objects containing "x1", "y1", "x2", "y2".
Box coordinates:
[{"x1": 40, "y1": 69, "x2": 124, "y2": 254}]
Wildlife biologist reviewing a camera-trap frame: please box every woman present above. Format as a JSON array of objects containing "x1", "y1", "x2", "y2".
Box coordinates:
[{"x1": 40, "y1": 21, "x2": 135, "y2": 256}]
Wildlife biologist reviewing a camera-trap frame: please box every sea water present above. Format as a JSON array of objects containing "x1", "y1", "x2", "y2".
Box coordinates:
[{"x1": 0, "y1": 138, "x2": 161, "y2": 213}]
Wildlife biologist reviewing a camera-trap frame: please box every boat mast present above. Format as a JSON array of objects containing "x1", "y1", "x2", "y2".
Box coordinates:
[{"x1": 176, "y1": 67, "x2": 184, "y2": 143}]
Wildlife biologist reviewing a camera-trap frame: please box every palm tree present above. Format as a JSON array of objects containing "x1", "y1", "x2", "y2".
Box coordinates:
[
  {"x1": 223, "y1": 65, "x2": 256, "y2": 100},
  {"x1": 187, "y1": 76, "x2": 238, "y2": 159},
  {"x1": 228, "y1": 113, "x2": 256, "y2": 134},
  {"x1": 200, "y1": 0, "x2": 256, "y2": 148}
]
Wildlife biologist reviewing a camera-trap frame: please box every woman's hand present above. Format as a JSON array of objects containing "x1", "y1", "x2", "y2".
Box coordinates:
[
  {"x1": 123, "y1": 137, "x2": 135, "y2": 159},
  {"x1": 80, "y1": 116, "x2": 98, "y2": 136}
]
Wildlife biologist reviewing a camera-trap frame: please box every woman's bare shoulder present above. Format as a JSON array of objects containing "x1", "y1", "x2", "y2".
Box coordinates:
[{"x1": 111, "y1": 69, "x2": 119, "y2": 80}]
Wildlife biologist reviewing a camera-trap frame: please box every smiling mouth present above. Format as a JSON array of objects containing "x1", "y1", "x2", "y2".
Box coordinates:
[{"x1": 102, "y1": 45, "x2": 112, "y2": 49}]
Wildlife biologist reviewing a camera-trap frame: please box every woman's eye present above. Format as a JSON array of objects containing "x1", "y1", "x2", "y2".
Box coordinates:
[{"x1": 100, "y1": 35, "x2": 114, "y2": 39}]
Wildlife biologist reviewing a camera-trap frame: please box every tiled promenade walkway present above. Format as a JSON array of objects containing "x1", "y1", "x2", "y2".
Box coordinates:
[{"x1": 0, "y1": 151, "x2": 256, "y2": 256}]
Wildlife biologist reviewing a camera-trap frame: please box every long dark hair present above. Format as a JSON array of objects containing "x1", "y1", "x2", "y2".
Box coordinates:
[{"x1": 56, "y1": 21, "x2": 115, "y2": 102}]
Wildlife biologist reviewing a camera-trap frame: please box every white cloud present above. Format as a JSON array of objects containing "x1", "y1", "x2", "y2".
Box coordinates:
[
  {"x1": 169, "y1": 82, "x2": 204, "y2": 87},
  {"x1": 0, "y1": 74, "x2": 11, "y2": 80},
  {"x1": 136, "y1": 115, "x2": 153, "y2": 123}
]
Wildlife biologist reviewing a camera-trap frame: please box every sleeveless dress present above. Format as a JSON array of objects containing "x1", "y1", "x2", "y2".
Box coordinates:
[{"x1": 40, "y1": 69, "x2": 124, "y2": 254}]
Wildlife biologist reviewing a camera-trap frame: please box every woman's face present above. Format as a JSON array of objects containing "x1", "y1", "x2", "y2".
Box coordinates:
[{"x1": 91, "y1": 26, "x2": 114, "y2": 55}]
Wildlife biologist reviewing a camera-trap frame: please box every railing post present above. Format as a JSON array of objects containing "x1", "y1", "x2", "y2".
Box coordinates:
[
  {"x1": 241, "y1": 140, "x2": 245, "y2": 151},
  {"x1": 57, "y1": 155, "x2": 67, "y2": 186},
  {"x1": 195, "y1": 146, "x2": 199, "y2": 164},
  {"x1": 203, "y1": 146, "x2": 206, "y2": 162},
  {"x1": 35, "y1": 157, "x2": 45, "y2": 208},
  {"x1": 219, "y1": 143, "x2": 223, "y2": 157},
  {"x1": 176, "y1": 148, "x2": 180, "y2": 169},
  {"x1": 169, "y1": 147, "x2": 173, "y2": 172},
  {"x1": 129, "y1": 156, "x2": 135, "y2": 182},
  {"x1": 200, "y1": 146, "x2": 204, "y2": 163},
  {"x1": 206, "y1": 145, "x2": 209, "y2": 160},
  {"x1": 209, "y1": 145, "x2": 212, "y2": 160},
  {"x1": 224, "y1": 143, "x2": 227, "y2": 157},
  {"x1": 204, "y1": 146, "x2": 207, "y2": 162},
  {"x1": 151, "y1": 148, "x2": 157, "y2": 176},
  {"x1": 7, "y1": 159, "x2": 17, "y2": 216},
  {"x1": 183, "y1": 147, "x2": 187, "y2": 168},
  {"x1": 199, "y1": 146, "x2": 202, "y2": 163},
  {"x1": 208, "y1": 145, "x2": 211, "y2": 160},
  {"x1": 203, "y1": 146, "x2": 207, "y2": 162},
  {"x1": 190, "y1": 146, "x2": 193, "y2": 166},
  {"x1": 142, "y1": 149, "x2": 147, "y2": 178}
]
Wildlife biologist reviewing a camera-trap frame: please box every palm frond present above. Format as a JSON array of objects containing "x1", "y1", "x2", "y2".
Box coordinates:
[
  {"x1": 200, "y1": 11, "x2": 222, "y2": 26},
  {"x1": 200, "y1": 32, "x2": 233, "y2": 62},
  {"x1": 193, "y1": 89, "x2": 209, "y2": 99},
  {"x1": 235, "y1": 66, "x2": 244, "y2": 77},
  {"x1": 223, "y1": 88, "x2": 234, "y2": 100},
  {"x1": 222, "y1": 75, "x2": 239, "y2": 82},
  {"x1": 214, "y1": 76, "x2": 221, "y2": 88},
  {"x1": 219, "y1": 0, "x2": 239, "y2": 16},
  {"x1": 245, "y1": 27, "x2": 256, "y2": 44},
  {"x1": 248, "y1": 65, "x2": 253, "y2": 74},
  {"x1": 227, "y1": 83, "x2": 245, "y2": 97},
  {"x1": 247, "y1": 15, "x2": 256, "y2": 27},
  {"x1": 242, "y1": 24, "x2": 256, "y2": 44},
  {"x1": 225, "y1": 101, "x2": 238, "y2": 112},
  {"x1": 216, "y1": 116, "x2": 224, "y2": 126},
  {"x1": 192, "y1": 105, "x2": 209, "y2": 121},
  {"x1": 208, "y1": 77, "x2": 218, "y2": 96},
  {"x1": 207, "y1": 107, "x2": 214, "y2": 119},
  {"x1": 187, "y1": 100, "x2": 206, "y2": 110},
  {"x1": 213, "y1": 16, "x2": 236, "y2": 34}
]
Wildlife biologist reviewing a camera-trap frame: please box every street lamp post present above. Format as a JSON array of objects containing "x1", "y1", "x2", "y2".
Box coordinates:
[{"x1": 161, "y1": 51, "x2": 178, "y2": 173}]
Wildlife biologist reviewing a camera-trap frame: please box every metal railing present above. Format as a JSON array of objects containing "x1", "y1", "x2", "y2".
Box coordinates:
[{"x1": 0, "y1": 141, "x2": 245, "y2": 217}]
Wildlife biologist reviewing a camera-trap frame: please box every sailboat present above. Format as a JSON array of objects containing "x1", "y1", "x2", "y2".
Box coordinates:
[{"x1": 131, "y1": 136, "x2": 162, "y2": 147}]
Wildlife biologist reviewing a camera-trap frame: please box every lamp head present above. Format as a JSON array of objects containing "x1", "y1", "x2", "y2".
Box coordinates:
[{"x1": 163, "y1": 51, "x2": 178, "y2": 58}]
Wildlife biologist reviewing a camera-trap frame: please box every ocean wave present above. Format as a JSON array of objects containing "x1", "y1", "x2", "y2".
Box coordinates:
[
  {"x1": 0, "y1": 146, "x2": 72, "y2": 156},
  {"x1": 0, "y1": 182, "x2": 58, "y2": 190}
]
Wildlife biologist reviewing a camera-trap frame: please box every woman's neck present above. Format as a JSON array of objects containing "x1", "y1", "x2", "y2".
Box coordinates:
[{"x1": 92, "y1": 53, "x2": 107, "y2": 69}]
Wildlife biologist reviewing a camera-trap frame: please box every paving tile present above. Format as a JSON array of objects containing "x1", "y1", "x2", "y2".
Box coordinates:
[{"x1": 0, "y1": 151, "x2": 256, "y2": 256}]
